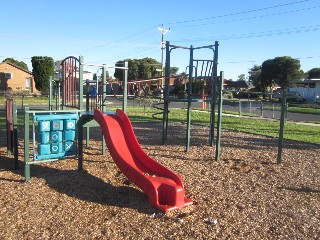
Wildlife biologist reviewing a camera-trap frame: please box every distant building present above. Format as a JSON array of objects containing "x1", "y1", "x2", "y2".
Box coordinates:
[
  {"x1": 289, "y1": 79, "x2": 320, "y2": 103},
  {"x1": 224, "y1": 80, "x2": 249, "y2": 91},
  {"x1": 0, "y1": 61, "x2": 39, "y2": 94}
]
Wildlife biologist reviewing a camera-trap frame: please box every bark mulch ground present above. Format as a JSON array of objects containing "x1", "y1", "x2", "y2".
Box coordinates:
[{"x1": 0, "y1": 122, "x2": 319, "y2": 239}]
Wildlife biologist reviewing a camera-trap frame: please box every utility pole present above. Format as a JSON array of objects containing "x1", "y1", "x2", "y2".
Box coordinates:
[{"x1": 158, "y1": 25, "x2": 170, "y2": 88}]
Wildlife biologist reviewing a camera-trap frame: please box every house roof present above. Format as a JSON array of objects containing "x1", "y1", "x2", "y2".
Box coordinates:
[{"x1": 0, "y1": 61, "x2": 32, "y2": 75}]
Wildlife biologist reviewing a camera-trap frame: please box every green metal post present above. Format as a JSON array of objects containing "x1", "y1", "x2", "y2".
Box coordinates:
[
  {"x1": 101, "y1": 65, "x2": 107, "y2": 155},
  {"x1": 277, "y1": 90, "x2": 287, "y2": 164},
  {"x1": 85, "y1": 80, "x2": 90, "y2": 112},
  {"x1": 79, "y1": 56, "x2": 84, "y2": 111},
  {"x1": 122, "y1": 61, "x2": 128, "y2": 113},
  {"x1": 77, "y1": 116, "x2": 83, "y2": 170},
  {"x1": 162, "y1": 41, "x2": 171, "y2": 144},
  {"x1": 13, "y1": 102, "x2": 19, "y2": 169},
  {"x1": 102, "y1": 65, "x2": 107, "y2": 112},
  {"x1": 84, "y1": 80, "x2": 91, "y2": 148},
  {"x1": 86, "y1": 126, "x2": 90, "y2": 147},
  {"x1": 210, "y1": 41, "x2": 219, "y2": 146},
  {"x1": 186, "y1": 45, "x2": 194, "y2": 152},
  {"x1": 49, "y1": 76, "x2": 53, "y2": 111},
  {"x1": 215, "y1": 71, "x2": 224, "y2": 161},
  {"x1": 24, "y1": 107, "x2": 30, "y2": 181}
]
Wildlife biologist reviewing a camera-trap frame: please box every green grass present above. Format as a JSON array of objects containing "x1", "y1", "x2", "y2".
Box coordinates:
[
  {"x1": 288, "y1": 106, "x2": 320, "y2": 114},
  {"x1": 128, "y1": 107, "x2": 320, "y2": 144},
  {"x1": 263, "y1": 104, "x2": 320, "y2": 115},
  {"x1": 1, "y1": 105, "x2": 319, "y2": 145},
  {"x1": 0, "y1": 95, "x2": 49, "y2": 106}
]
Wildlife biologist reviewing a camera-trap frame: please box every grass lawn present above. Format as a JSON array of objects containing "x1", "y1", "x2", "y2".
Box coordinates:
[
  {"x1": 1, "y1": 104, "x2": 319, "y2": 145},
  {"x1": 127, "y1": 107, "x2": 320, "y2": 144}
]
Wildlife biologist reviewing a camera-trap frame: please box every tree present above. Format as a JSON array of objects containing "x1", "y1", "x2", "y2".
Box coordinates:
[
  {"x1": 307, "y1": 68, "x2": 320, "y2": 79},
  {"x1": 170, "y1": 67, "x2": 179, "y2": 76},
  {"x1": 260, "y1": 59, "x2": 275, "y2": 91},
  {"x1": 93, "y1": 70, "x2": 109, "y2": 81},
  {"x1": 114, "y1": 58, "x2": 161, "y2": 81},
  {"x1": 3, "y1": 58, "x2": 29, "y2": 71},
  {"x1": 31, "y1": 56, "x2": 54, "y2": 93},
  {"x1": 249, "y1": 65, "x2": 262, "y2": 90},
  {"x1": 260, "y1": 56, "x2": 303, "y2": 90},
  {"x1": 237, "y1": 74, "x2": 246, "y2": 81}
]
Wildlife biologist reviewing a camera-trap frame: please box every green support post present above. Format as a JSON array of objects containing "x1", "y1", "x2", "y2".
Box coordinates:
[
  {"x1": 24, "y1": 107, "x2": 30, "y2": 181},
  {"x1": 86, "y1": 126, "x2": 90, "y2": 147},
  {"x1": 162, "y1": 41, "x2": 171, "y2": 145},
  {"x1": 101, "y1": 65, "x2": 107, "y2": 155},
  {"x1": 49, "y1": 76, "x2": 53, "y2": 111},
  {"x1": 122, "y1": 61, "x2": 128, "y2": 113},
  {"x1": 79, "y1": 56, "x2": 84, "y2": 111},
  {"x1": 85, "y1": 80, "x2": 90, "y2": 112},
  {"x1": 277, "y1": 90, "x2": 287, "y2": 164},
  {"x1": 102, "y1": 65, "x2": 107, "y2": 112},
  {"x1": 215, "y1": 71, "x2": 224, "y2": 161},
  {"x1": 186, "y1": 45, "x2": 194, "y2": 152},
  {"x1": 210, "y1": 78, "x2": 217, "y2": 146},
  {"x1": 78, "y1": 116, "x2": 84, "y2": 171},
  {"x1": 209, "y1": 41, "x2": 219, "y2": 146}
]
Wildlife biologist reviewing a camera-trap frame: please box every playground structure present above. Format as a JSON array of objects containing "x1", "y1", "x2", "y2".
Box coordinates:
[
  {"x1": 5, "y1": 98, "x2": 18, "y2": 169},
  {"x1": 6, "y1": 54, "x2": 197, "y2": 212},
  {"x1": 4, "y1": 42, "x2": 289, "y2": 211},
  {"x1": 162, "y1": 41, "x2": 223, "y2": 154},
  {"x1": 94, "y1": 109, "x2": 193, "y2": 211}
]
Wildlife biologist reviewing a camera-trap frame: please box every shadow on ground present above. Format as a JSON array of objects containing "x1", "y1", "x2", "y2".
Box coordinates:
[{"x1": 0, "y1": 155, "x2": 155, "y2": 214}]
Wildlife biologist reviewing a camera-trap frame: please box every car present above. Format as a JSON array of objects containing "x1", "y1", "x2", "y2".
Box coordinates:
[{"x1": 273, "y1": 91, "x2": 305, "y2": 103}]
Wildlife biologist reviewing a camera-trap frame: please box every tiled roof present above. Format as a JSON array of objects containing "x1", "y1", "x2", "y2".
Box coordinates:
[{"x1": 0, "y1": 61, "x2": 32, "y2": 75}]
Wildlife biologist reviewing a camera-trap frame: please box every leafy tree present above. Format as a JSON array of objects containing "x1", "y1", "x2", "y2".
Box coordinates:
[
  {"x1": 93, "y1": 70, "x2": 109, "y2": 81},
  {"x1": 31, "y1": 56, "x2": 54, "y2": 92},
  {"x1": 249, "y1": 65, "x2": 262, "y2": 90},
  {"x1": 307, "y1": 68, "x2": 320, "y2": 79},
  {"x1": 237, "y1": 74, "x2": 246, "y2": 81},
  {"x1": 260, "y1": 56, "x2": 304, "y2": 90},
  {"x1": 170, "y1": 67, "x2": 179, "y2": 76},
  {"x1": 54, "y1": 60, "x2": 62, "y2": 73},
  {"x1": 3, "y1": 58, "x2": 29, "y2": 71},
  {"x1": 114, "y1": 58, "x2": 161, "y2": 81},
  {"x1": 260, "y1": 59, "x2": 275, "y2": 92}
]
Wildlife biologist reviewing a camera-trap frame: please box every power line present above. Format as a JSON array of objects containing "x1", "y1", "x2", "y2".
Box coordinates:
[
  {"x1": 175, "y1": 5, "x2": 320, "y2": 29},
  {"x1": 174, "y1": 24, "x2": 319, "y2": 43},
  {"x1": 221, "y1": 55, "x2": 320, "y2": 65},
  {"x1": 165, "y1": 0, "x2": 312, "y2": 25},
  {"x1": 76, "y1": 1, "x2": 317, "y2": 59},
  {"x1": 74, "y1": 30, "x2": 159, "y2": 55}
]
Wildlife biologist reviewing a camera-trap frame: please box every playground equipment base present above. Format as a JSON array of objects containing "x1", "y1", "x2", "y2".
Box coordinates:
[{"x1": 94, "y1": 109, "x2": 193, "y2": 212}]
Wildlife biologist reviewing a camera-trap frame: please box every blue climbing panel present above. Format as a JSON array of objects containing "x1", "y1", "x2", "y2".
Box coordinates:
[{"x1": 33, "y1": 113, "x2": 79, "y2": 160}]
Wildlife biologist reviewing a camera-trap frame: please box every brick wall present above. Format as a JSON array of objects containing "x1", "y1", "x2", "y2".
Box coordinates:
[{"x1": 0, "y1": 62, "x2": 40, "y2": 94}]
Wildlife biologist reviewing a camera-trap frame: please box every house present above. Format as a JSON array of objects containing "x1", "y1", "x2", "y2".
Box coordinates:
[
  {"x1": 289, "y1": 79, "x2": 320, "y2": 103},
  {"x1": 0, "y1": 61, "x2": 39, "y2": 94},
  {"x1": 224, "y1": 80, "x2": 249, "y2": 91}
]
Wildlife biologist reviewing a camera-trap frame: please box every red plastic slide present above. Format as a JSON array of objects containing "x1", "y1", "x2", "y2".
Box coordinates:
[{"x1": 94, "y1": 109, "x2": 193, "y2": 212}]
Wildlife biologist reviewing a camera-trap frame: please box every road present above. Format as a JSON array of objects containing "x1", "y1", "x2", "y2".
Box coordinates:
[{"x1": 1, "y1": 98, "x2": 319, "y2": 123}]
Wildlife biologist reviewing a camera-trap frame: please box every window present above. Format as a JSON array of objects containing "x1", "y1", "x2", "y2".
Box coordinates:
[{"x1": 26, "y1": 78, "x2": 31, "y2": 90}]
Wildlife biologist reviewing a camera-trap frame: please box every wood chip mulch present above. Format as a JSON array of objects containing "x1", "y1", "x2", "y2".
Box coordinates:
[{"x1": 0, "y1": 121, "x2": 319, "y2": 239}]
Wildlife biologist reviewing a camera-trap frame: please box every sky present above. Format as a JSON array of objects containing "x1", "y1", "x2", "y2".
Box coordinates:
[{"x1": 1, "y1": 0, "x2": 319, "y2": 80}]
